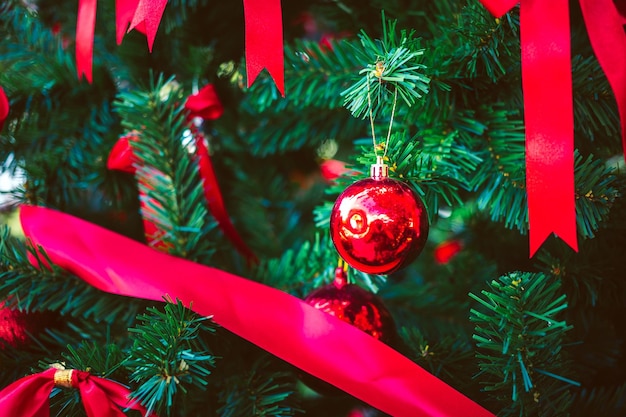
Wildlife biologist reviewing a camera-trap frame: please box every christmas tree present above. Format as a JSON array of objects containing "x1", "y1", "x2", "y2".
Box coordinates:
[{"x1": 1, "y1": 0, "x2": 626, "y2": 416}]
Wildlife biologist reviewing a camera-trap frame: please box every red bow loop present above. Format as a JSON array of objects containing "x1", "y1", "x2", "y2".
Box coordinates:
[
  {"x1": 0, "y1": 368, "x2": 152, "y2": 417},
  {"x1": 184, "y1": 84, "x2": 224, "y2": 120}
]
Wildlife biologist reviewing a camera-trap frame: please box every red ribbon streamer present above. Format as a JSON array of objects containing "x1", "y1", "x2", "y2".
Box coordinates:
[
  {"x1": 128, "y1": 0, "x2": 168, "y2": 51},
  {"x1": 193, "y1": 135, "x2": 258, "y2": 263},
  {"x1": 76, "y1": 0, "x2": 97, "y2": 82},
  {"x1": 184, "y1": 84, "x2": 257, "y2": 262},
  {"x1": 478, "y1": 0, "x2": 626, "y2": 256},
  {"x1": 243, "y1": 0, "x2": 285, "y2": 96},
  {"x1": 75, "y1": 1, "x2": 285, "y2": 94},
  {"x1": 115, "y1": 0, "x2": 141, "y2": 45},
  {"x1": 0, "y1": 85, "x2": 9, "y2": 131},
  {"x1": 19, "y1": 205, "x2": 494, "y2": 417},
  {"x1": 0, "y1": 368, "x2": 151, "y2": 417}
]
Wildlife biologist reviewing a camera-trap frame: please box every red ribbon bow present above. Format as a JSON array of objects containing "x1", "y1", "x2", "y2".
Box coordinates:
[
  {"x1": 478, "y1": 0, "x2": 626, "y2": 256},
  {"x1": 0, "y1": 367, "x2": 152, "y2": 417},
  {"x1": 18, "y1": 205, "x2": 494, "y2": 417},
  {"x1": 75, "y1": 1, "x2": 284, "y2": 95},
  {"x1": 0, "y1": 85, "x2": 9, "y2": 131}
]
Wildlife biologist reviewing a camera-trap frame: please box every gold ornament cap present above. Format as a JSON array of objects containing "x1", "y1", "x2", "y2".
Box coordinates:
[{"x1": 370, "y1": 156, "x2": 389, "y2": 179}]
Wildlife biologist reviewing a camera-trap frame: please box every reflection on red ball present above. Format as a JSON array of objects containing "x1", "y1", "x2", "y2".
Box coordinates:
[{"x1": 330, "y1": 177, "x2": 429, "y2": 274}]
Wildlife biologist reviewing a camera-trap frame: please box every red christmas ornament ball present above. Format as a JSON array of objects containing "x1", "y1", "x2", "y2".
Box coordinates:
[
  {"x1": 304, "y1": 267, "x2": 396, "y2": 344},
  {"x1": 330, "y1": 174, "x2": 429, "y2": 274},
  {"x1": 0, "y1": 303, "x2": 31, "y2": 347},
  {"x1": 300, "y1": 267, "x2": 397, "y2": 396}
]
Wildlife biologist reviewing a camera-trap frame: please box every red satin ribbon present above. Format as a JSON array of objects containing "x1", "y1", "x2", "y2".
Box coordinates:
[
  {"x1": 243, "y1": 0, "x2": 285, "y2": 96},
  {"x1": 19, "y1": 205, "x2": 494, "y2": 417},
  {"x1": 76, "y1": 0, "x2": 97, "y2": 82},
  {"x1": 0, "y1": 85, "x2": 8, "y2": 131},
  {"x1": 128, "y1": 0, "x2": 168, "y2": 51},
  {"x1": 75, "y1": 1, "x2": 285, "y2": 94},
  {"x1": 115, "y1": 0, "x2": 141, "y2": 45},
  {"x1": 0, "y1": 368, "x2": 151, "y2": 417},
  {"x1": 479, "y1": 0, "x2": 626, "y2": 256},
  {"x1": 184, "y1": 85, "x2": 257, "y2": 262},
  {"x1": 193, "y1": 135, "x2": 258, "y2": 263}
]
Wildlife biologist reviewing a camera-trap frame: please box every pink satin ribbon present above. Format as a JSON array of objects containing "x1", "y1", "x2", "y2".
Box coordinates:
[
  {"x1": 0, "y1": 368, "x2": 151, "y2": 417},
  {"x1": 478, "y1": 0, "x2": 626, "y2": 256},
  {"x1": 19, "y1": 205, "x2": 494, "y2": 417}
]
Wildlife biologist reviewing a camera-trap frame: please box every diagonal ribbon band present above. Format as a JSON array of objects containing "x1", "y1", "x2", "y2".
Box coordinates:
[
  {"x1": 478, "y1": 0, "x2": 626, "y2": 256},
  {"x1": 19, "y1": 205, "x2": 494, "y2": 417},
  {"x1": 0, "y1": 367, "x2": 151, "y2": 417}
]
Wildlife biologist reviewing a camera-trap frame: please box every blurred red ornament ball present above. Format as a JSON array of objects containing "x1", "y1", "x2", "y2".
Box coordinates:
[
  {"x1": 433, "y1": 239, "x2": 463, "y2": 264},
  {"x1": 330, "y1": 177, "x2": 429, "y2": 275},
  {"x1": 0, "y1": 303, "x2": 30, "y2": 347}
]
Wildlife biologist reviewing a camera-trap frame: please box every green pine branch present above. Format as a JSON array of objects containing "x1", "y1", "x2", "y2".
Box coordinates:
[
  {"x1": 470, "y1": 272, "x2": 579, "y2": 417},
  {"x1": 114, "y1": 74, "x2": 220, "y2": 264},
  {"x1": 341, "y1": 13, "x2": 429, "y2": 120},
  {"x1": 0, "y1": 226, "x2": 144, "y2": 324},
  {"x1": 217, "y1": 355, "x2": 301, "y2": 417},
  {"x1": 126, "y1": 300, "x2": 218, "y2": 417}
]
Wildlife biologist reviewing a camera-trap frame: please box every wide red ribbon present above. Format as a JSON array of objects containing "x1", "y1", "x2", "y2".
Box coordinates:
[
  {"x1": 478, "y1": 0, "x2": 626, "y2": 257},
  {"x1": 19, "y1": 205, "x2": 494, "y2": 417},
  {"x1": 0, "y1": 367, "x2": 151, "y2": 417},
  {"x1": 243, "y1": 0, "x2": 285, "y2": 96},
  {"x1": 0, "y1": 85, "x2": 9, "y2": 131}
]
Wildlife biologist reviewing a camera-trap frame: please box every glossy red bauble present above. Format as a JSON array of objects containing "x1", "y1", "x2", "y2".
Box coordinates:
[
  {"x1": 330, "y1": 176, "x2": 429, "y2": 275},
  {"x1": 304, "y1": 268, "x2": 396, "y2": 344}
]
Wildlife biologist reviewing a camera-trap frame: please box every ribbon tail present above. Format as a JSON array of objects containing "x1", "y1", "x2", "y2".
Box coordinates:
[
  {"x1": 76, "y1": 0, "x2": 97, "y2": 83},
  {"x1": 243, "y1": 0, "x2": 285, "y2": 96},
  {"x1": 195, "y1": 137, "x2": 258, "y2": 263},
  {"x1": 478, "y1": 0, "x2": 520, "y2": 18},
  {"x1": 0, "y1": 368, "x2": 56, "y2": 417},
  {"x1": 115, "y1": 0, "x2": 140, "y2": 45},
  {"x1": 521, "y1": 0, "x2": 578, "y2": 256},
  {"x1": 130, "y1": 0, "x2": 168, "y2": 51},
  {"x1": 579, "y1": 0, "x2": 626, "y2": 162},
  {"x1": 19, "y1": 206, "x2": 494, "y2": 417}
]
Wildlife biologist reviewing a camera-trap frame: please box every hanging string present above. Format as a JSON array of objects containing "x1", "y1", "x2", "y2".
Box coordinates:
[
  {"x1": 366, "y1": 72, "x2": 378, "y2": 157},
  {"x1": 383, "y1": 86, "x2": 398, "y2": 161},
  {"x1": 366, "y1": 61, "x2": 399, "y2": 160}
]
